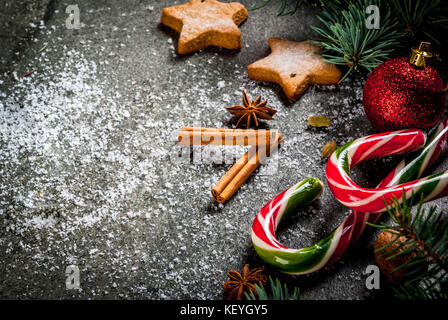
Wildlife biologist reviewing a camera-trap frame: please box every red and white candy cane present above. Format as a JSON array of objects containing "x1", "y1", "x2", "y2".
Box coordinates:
[
  {"x1": 251, "y1": 177, "x2": 330, "y2": 274},
  {"x1": 324, "y1": 119, "x2": 448, "y2": 267},
  {"x1": 326, "y1": 129, "x2": 448, "y2": 213},
  {"x1": 252, "y1": 121, "x2": 448, "y2": 274}
]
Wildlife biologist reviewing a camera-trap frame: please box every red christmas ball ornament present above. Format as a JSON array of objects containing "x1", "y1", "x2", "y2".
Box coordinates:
[{"x1": 363, "y1": 42, "x2": 446, "y2": 131}]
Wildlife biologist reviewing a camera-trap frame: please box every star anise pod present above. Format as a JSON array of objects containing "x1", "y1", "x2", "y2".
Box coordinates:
[
  {"x1": 227, "y1": 91, "x2": 277, "y2": 128},
  {"x1": 223, "y1": 264, "x2": 267, "y2": 300}
]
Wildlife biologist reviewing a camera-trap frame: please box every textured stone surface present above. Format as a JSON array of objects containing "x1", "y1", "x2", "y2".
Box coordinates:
[{"x1": 1, "y1": 0, "x2": 447, "y2": 300}]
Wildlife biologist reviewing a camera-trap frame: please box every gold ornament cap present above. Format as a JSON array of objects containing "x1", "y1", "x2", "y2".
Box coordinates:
[{"x1": 409, "y1": 41, "x2": 433, "y2": 68}]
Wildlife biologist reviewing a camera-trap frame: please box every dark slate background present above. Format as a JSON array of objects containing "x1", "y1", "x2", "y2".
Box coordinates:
[{"x1": 1, "y1": 0, "x2": 447, "y2": 299}]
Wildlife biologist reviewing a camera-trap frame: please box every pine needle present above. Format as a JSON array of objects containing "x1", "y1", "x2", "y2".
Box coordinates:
[
  {"x1": 311, "y1": 0, "x2": 404, "y2": 80},
  {"x1": 244, "y1": 276, "x2": 300, "y2": 300},
  {"x1": 371, "y1": 192, "x2": 448, "y2": 299}
]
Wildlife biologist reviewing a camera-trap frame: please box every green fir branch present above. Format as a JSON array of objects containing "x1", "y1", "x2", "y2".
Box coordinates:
[
  {"x1": 311, "y1": 0, "x2": 404, "y2": 80},
  {"x1": 251, "y1": 0, "x2": 448, "y2": 77},
  {"x1": 249, "y1": 0, "x2": 320, "y2": 16},
  {"x1": 252, "y1": 0, "x2": 407, "y2": 80},
  {"x1": 368, "y1": 191, "x2": 448, "y2": 300},
  {"x1": 244, "y1": 276, "x2": 300, "y2": 300},
  {"x1": 391, "y1": 0, "x2": 448, "y2": 46}
]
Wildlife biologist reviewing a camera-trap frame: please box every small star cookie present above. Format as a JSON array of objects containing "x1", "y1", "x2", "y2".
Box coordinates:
[
  {"x1": 248, "y1": 38, "x2": 342, "y2": 101},
  {"x1": 161, "y1": 0, "x2": 248, "y2": 55}
]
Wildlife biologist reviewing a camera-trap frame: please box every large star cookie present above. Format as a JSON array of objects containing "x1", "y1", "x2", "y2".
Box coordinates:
[
  {"x1": 161, "y1": 0, "x2": 248, "y2": 55},
  {"x1": 248, "y1": 38, "x2": 342, "y2": 101}
]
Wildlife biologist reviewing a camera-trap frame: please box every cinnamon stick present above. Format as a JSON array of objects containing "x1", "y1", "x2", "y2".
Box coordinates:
[
  {"x1": 211, "y1": 145, "x2": 257, "y2": 198},
  {"x1": 212, "y1": 133, "x2": 281, "y2": 204},
  {"x1": 178, "y1": 128, "x2": 279, "y2": 146},
  {"x1": 181, "y1": 126, "x2": 253, "y2": 132}
]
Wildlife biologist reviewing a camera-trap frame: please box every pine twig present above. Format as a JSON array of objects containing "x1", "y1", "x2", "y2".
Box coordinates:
[
  {"x1": 369, "y1": 191, "x2": 448, "y2": 300},
  {"x1": 311, "y1": 0, "x2": 404, "y2": 81},
  {"x1": 391, "y1": 0, "x2": 448, "y2": 46},
  {"x1": 249, "y1": 0, "x2": 320, "y2": 16},
  {"x1": 244, "y1": 276, "x2": 300, "y2": 300}
]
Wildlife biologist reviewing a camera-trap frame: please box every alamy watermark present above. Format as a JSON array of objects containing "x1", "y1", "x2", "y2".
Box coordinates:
[
  {"x1": 365, "y1": 265, "x2": 380, "y2": 290},
  {"x1": 65, "y1": 265, "x2": 80, "y2": 290},
  {"x1": 65, "y1": 5, "x2": 82, "y2": 29},
  {"x1": 365, "y1": 5, "x2": 380, "y2": 29}
]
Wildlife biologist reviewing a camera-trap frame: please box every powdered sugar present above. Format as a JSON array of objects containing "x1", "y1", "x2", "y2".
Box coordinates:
[{"x1": 1, "y1": 0, "x2": 413, "y2": 300}]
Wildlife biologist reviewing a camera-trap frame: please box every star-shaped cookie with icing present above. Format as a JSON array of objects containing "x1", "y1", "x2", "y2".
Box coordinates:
[
  {"x1": 248, "y1": 38, "x2": 342, "y2": 101},
  {"x1": 161, "y1": 0, "x2": 248, "y2": 55}
]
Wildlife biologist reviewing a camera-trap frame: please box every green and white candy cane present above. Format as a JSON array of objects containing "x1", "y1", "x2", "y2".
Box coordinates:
[
  {"x1": 326, "y1": 129, "x2": 448, "y2": 213},
  {"x1": 252, "y1": 124, "x2": 448, "y2": 275},
  {"x1": 251, "y1": 177, "x2": 337, "y2": 275}
]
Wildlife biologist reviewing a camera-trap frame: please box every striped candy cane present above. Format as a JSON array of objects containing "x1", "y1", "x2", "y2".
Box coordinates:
[
  {"x1": 251, "y1": 177, "x2": 329, "y2": 274},
  {"x1": 326, "y1": 129, "x2": 448, "y2": 213},
  {"x1": 324, "y1": 120, "x2": 448, "y2": 266},
  {"x1": 252, "y1": 120, "x2": 448, "y2": 274}
]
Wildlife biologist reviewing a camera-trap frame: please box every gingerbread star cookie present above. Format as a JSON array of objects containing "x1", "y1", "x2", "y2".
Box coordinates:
[
  {"x1": 161, "y1": 0, "x2": 248, "y2": 55},
  {"x1": 248, "y1": 38, "x2": 342, "y2": 101}
]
